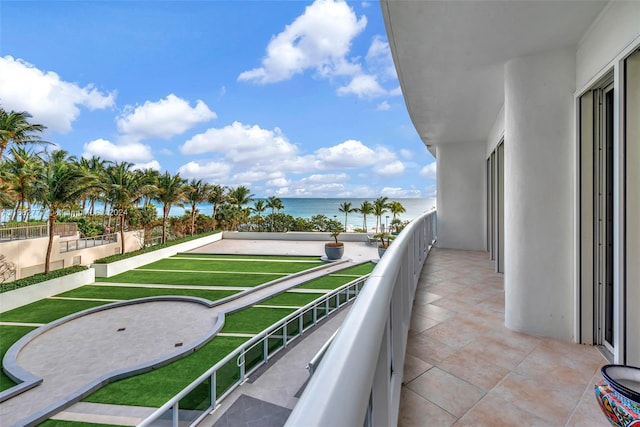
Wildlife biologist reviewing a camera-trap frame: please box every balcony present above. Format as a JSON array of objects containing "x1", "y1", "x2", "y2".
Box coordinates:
[
  {"x1": 289, "y1": 211, "x2": 608, "y2": 426},
  {"x1": 401, "y1": 248, "x2": 606, "y2": 426}
]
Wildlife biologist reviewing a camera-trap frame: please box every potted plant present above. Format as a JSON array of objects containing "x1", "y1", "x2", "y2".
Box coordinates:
[
  {"x1": 375, "y1": 232, "x2": 393, "y2": 257},
  {"x1": 324, "y1": 221, "x2": 344, "y2": 260}
]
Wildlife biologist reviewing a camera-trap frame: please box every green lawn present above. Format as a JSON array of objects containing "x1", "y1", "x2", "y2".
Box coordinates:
[
  {"x1": 58, "y1": 285, "x2": 239, "y2": 302},
  {"x1": 137, "y1": 258, "x2": 323, "y2": 273},
  {"x1": 96, "y1": 270, "x2": 285, "y2": 287},
  {"x1": 84, "y1": 336, "x2": 248, "y2": 407},
  {"x1": 39, "y1": 421, "x2": 120, "y2": 427},
  {"x1": 0, "y1": 325, "x2": 36, "y2": 391},
  {"x1": 257, "y1": 291, "x2": 325, "y2": 307},
  {"x1": 222, "y1": 307, "x2": 295, "y2": 334},
  {"x1": 297, "y1": 275, "x2": 358, "y2": 290},
  {"x1": 333, "y1": 262, "x2": 376, "y2": 276},
  {"x1": 174, "y1": 254, "x2": 321, "y2": 261},
  {"x1": 0, "y1": 299, "x2": 109, "y2": 324}
]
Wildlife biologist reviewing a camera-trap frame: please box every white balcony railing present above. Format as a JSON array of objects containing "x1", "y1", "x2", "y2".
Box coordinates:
[{"x1": 286, "y1": 209, "x2": 437, "y2": 427}]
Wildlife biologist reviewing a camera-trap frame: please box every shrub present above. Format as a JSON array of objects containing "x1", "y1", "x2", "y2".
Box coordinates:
[{"x1": 0, "y1": 265, "x2": 88, "y2": 294}]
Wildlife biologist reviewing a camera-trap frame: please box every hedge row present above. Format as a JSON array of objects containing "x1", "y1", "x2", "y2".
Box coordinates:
[
  {"x1": 0, "y1": 265, "x2": 89, "y2": 294},
  {"x1": 93, "y1": 231, "x2": 220, "y2": 264}
]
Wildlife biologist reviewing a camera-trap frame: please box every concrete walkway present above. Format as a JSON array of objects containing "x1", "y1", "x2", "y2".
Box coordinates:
[{"x1": 0, "y1": 240, "x2": 378, "y2": 426}]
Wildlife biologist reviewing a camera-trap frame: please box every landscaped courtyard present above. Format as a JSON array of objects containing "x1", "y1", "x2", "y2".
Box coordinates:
[{"x1": 0, "y1": 251, "x2": 375, "y2": 426}]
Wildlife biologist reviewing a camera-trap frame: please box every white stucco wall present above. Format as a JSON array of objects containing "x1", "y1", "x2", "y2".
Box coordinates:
[
  {"x1": 435, "y1": 141, "x2": 486, "y2": 250},
  {"x1": 504, "y1": 48, "x2": 576, "y2": 340},
  {"x1": 576, "y1": 1, "x2": 640, "y2": 90},
  {"x1": 486, "y1": 105, "x2": 505, "y2": 156}
]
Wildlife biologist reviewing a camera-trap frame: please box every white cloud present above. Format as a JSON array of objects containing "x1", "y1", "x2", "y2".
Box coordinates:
[
  {"x1": 361, "y1": 2, "x2": 371, "y2": 8},
  {"x1": 181, "y1": 121, "x2": 300, "y2": 167},
  {"x1": 133, "y1": 160, "x2": 161, "y2": 171},
  {"x1": 159, "y1": 148, "x2": 174, "y2": 155},
  {"x1": 389, "y1": 86, "x2": 403, "y2": 96},
  {"x1": 117, "y1": 94, "x2": 215, "y2": 142},
  {"x1": 365, "y1": 36, "x2": 397, "y2": 80},
  {"x1": 83, "y1": 138, "x2": 152, "y2": 162},
  {"x1": 238, "y1": 0, "x2": 366, "y2": 84},
  {"x1": 314, "y1": 139, "x2": 377, "y2": 169},
  {"x1": 337, "y1": 74, "x2": 386, "y2": 99},
  {"x1": 301, "y1": 173, "x2": 349, "y2": 183},
  {"x1": 375, "y1": 160, "x2": 405, "y2": 176},
  {"x1": 381, "y1": 187, "x2": 422, "y2": 198},
  {"x1": 177, "y1": 160, "x2": 232, "y2": 180},
  {"x1": 0, "y1": 56, "x2": 115, "y2": 133},
  {"x1": 376, "y1": 101, "x2": 391, "y2": 111},
  {"x1": 419, "y1": 161, "x2": 437, "y2": 179},
  {"x1": 266, "y1": 177, "x2": 290, "y2": 187},
  {"x1": 399, "y1": 149, "x2": 413, "y2": 159}
]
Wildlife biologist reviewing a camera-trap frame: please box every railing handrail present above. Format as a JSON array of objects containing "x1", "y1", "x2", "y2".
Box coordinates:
[
  {"x1": 138, "y1": 274, "x2": 369, "y2": 427},
  {"x1": 285, "y1": 209, "x2": 436, "y2": 427},
  {"x1": 0, "y1": 223, "x2": 78, "y2": 241}
]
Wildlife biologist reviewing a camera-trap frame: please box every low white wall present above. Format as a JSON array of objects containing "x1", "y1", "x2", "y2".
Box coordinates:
[
  {"x1": 0, "y1": 269, "x2": 95, "y2": 313},
  {"x1": 92, "y1": 232, "x2": 223, "y2": 278},
  {"x1": 223, "y1": 232, "x2": 370, "y2": 242}
]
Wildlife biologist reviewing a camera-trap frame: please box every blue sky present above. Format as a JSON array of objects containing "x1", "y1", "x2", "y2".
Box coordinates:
[{"x1": 0, "y1": 0, "x2": 436, "y2": 198}]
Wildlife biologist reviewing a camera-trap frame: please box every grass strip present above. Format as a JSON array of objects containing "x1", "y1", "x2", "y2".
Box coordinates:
[
  {"x1": 174, "y1": 254, "x2": 319, "y2": 261},
  {"x1": 58, "y1": 286, "x2": 238, "y2": 302},
  {"x1": 336, "y1": 262, "x2": 376, "y2": 275},
  {"x1": 221, "y1": 307, "x2": 295, "y2": 334},
  {"x1": 0, "y1": 299, "x2": 108, "y2": 324},
  {"x1": 257, "y1": 291, "x2": 325, "y2": 307},
  {"x1": 0, "y1": 325, "x2": 36, "y2": 391},
  {"x1": 297, "y1": 275, "x2": 357, "y2": 290},
  {"x1": 83, "y1": 336, "x2": 248, "y2": 407},
  {"x1": 137, "y1": 258, "x2": 323, "y2": 273},
  {"x1": 39, "y1": 421, "x2": 120, "y2": 427},
  {"x1": 96, "y1": 271, "x2": 284, "y2": 287}
]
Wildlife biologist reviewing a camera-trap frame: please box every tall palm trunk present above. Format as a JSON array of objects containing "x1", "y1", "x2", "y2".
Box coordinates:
[
  {"x1": 191, "y1": 205, "x2": 197, "y2": 235},
  {"x1": 162, "y1": 206, "x2": 169, "y2": 243},
  {"x1": 120, "y1": 213, "x2": 126, "y2": 254},
  {"x1": 45, "y1": 212, "x2": 56, "y2": 274}
]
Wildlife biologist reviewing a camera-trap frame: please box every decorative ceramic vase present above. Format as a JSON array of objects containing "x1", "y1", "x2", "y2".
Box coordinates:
[{"x1": 595, "y1": 365, "x2": 640, "y2": 427}]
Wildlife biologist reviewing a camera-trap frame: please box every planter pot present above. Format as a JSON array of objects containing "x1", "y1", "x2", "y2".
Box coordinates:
[
  {"x1": 324, "y1": 244, "x2": 344, "y2": 260},
  {"x1": 595, "y1": 365, "x2": 640, "y2": 427},
  {"x1": 378, "y1": 246, "x2": 388, "y2": 258}
]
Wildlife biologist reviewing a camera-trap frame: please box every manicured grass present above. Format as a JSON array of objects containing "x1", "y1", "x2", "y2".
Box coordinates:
[
  {"x1": 0, "y1": 325, "x2": 35, "y2": 391},
  {"x1": 222, "y1": 307, "x2": 295, "y2": 334},
  {"x1": 83, "y1": 336, "x2": 248, "y2": 407},
  {"x1": 333, "y1": 262, "x2": 376, "y2": 276},
  {"x1": 39, "y1": 421, "x2": 120, "y2": 427},
  {"x1": 297, "y1": 275, "x2": 357, "y2": 290},
  {"x1": 257, "y1": 291, "x2": 325, "y2": 307},
  {"x1": 96, "y1": 270, "x2": 284, "y2": 287},
  {"x1": 58, "y1": 285, "x2": 239, "y2": 302},
  {"x1": 174, "y1": 254, "x2": 320, "y2": 261},
  {"x1": 0, "y1": 299, "x2": 109, "y2": 324},
  {"x1": 137, "y1": 258, "x2": 323, "y2": 273}
]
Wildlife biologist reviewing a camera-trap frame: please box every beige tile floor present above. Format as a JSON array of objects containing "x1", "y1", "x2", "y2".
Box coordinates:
[{"x1": 401, "y1": 248, "x2": 609, "y2": 427}]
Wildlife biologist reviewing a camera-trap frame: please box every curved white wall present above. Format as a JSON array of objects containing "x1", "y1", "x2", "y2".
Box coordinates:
[{"x1": 504, "y1": 49, "x2": 575, "y2": 340}]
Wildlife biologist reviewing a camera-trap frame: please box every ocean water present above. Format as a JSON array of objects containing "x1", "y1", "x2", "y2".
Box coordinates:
[
  {"x1": 3, "y1": 198, "x2": 436, "y2": 230},
  {"x1": 173, "y1": 197, "x2": 436, "y2": 230}
]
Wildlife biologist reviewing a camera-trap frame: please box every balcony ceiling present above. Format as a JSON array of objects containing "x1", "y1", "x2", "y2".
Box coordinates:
[{"x1": 381, "y1": 0, "x2": 608, "y2": 149}]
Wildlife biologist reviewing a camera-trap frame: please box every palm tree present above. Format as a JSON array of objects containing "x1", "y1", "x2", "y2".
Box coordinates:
[
  {"x1": 266, "y1": 196, "x2": 284, "y2": 231},
  {"x1": 373, "y1": 196, "x2": 389, "y2": 233},
  {"x1": 32, "y1": 150, "x2": 99, "y2": 273},
  {"x1": 185, "y1": 178, "x2": 210, "y2": 235},
  {"x1": 253, "y1": 199, "x2": 267, "y2": 216},
  {"x1": 207, "y1": 184, "x2": 226, "y2": 221},
  {"x1": 4, "y1": 147, "x2": 43, "y2": 221},
  {"x1": 104, "y1": 162, "x2": 156, "y2": 254},
  {"x1": 359, "y1": 200, "x2": 374, "y2": 231},
  {"x1": 155, "y1": 171, "x2": 187, "y2": 243},
  {"x1": 227, "y1": 185, "x2": 255, "y2": 209},
  {"x1": 338, "y1": 201, "x2": 356, "y2": 232},
  {"x1": 389, "y1": 201, "x2": 406, "y2": 220},
  {"x1": 0, "y1": 109, "x2": 49, "y2": 161}
]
